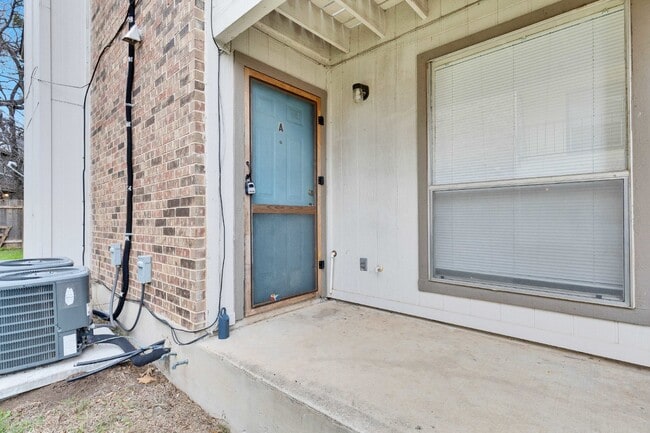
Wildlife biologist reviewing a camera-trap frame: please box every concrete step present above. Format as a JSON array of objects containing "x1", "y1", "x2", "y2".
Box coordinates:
[{"x1": 162, "y1": 300, "x2": 650, "y2": 433}]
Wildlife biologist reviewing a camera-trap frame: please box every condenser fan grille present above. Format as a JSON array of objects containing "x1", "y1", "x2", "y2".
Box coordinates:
[{"x1": 0, "y1": 284, "x2": 57, "y2": 373}]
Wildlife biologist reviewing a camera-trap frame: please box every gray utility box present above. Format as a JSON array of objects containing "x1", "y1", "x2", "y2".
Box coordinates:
[
  {"x1": 137, "y1": 255, "x2": 152, "y2": 284},
  {"x1": 0, "y1": 267, "x2": 91, "y2": 375}
]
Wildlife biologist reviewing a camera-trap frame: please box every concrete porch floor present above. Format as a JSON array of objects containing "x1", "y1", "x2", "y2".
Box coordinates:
[{"x1": 186, "y1": 300, "x2": 649, "y2": 433}]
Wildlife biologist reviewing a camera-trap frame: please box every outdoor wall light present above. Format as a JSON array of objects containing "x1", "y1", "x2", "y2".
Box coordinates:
[
  {"x1": 122, "y1": 24, "x2": 143, "y2": 44},
  {"x1": 352, "y1": 83, "x2": 369, "y2": 103}
]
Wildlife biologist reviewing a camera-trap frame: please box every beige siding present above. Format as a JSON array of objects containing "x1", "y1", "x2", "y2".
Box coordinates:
[
  {"x1": 232, "y1": 26, "x2": 328, "y2": 90},
  {"x1": 325, "y1": 0, "x2": 650, "y2": 366}
]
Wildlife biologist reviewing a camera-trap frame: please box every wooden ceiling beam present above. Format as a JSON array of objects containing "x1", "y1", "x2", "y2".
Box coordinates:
[
  {"x1": 212, "y1": 0, "x2": 286, "y2": 45},
  {"x1": 404, "y1": 0, "x2": 428, "y2": 19},
  {"x1": 277, "y1": 0, "x2": 350, "y2": 53},
  {"x1": 254, "y1": 12, "x2": 332, "y2": 64},
  {"x1": 332, "y1": 0, "x2": 386, "y2": 38}
]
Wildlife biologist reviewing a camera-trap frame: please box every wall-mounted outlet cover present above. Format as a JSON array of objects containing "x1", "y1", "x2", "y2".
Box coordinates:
[
  {"x1": 137, "y1": 255, "x2": 152, "y2": 284},
  {"x1": 109, "y1": 243, "x2": 122, "y2": 266}
]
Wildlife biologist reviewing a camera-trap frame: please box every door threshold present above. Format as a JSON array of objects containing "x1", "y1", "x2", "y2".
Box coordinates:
[{"x1": 234, "y1": 297, "x2": 327, "y2": 329}]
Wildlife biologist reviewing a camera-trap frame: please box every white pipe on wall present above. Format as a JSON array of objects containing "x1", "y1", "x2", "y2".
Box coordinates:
[{"x1": 328, "y1": 250, "x2": 337, "y2": 296}]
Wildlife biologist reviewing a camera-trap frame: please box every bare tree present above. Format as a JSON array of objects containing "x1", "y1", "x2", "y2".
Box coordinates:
[{"x1": 0, "y1": 0, "x2": 23, "y2": 198}]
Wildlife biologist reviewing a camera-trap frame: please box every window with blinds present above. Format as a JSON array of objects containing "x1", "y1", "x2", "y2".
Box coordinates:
[{"x1": 428, "y1": 6, "x2": 629, "y2": 304}]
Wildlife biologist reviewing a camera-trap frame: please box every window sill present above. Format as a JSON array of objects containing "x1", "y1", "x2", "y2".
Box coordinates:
[{"x1": 418, "y1": 278, "x2": 650, "y2": 326}]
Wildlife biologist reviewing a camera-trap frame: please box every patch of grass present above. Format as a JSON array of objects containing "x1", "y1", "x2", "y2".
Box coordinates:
[
  {"x1": 0, "y1": 248, "x2": 22, "y2": 260},
  {"x1": 0, "y1": 410, "x2": 39, "y2": 433},
  {"x1": 0, "y1": 411, "x2": 9, "y2": 433}
]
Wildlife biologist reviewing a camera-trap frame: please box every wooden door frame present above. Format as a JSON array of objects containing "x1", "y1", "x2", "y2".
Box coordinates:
[{"x1": 244, "y1": 67, "x2": 324, "y2": 317}]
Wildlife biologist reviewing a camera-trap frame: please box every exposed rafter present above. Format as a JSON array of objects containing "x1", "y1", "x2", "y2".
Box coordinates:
[
  {"x1": 213, "y1": 0, "x2": 430, "y2": 59},
  {"x1": 377, "y1": 0, "x2": 402, "y2": 10},
  {"x1": 404, "y1": 0, "x2": 428, "y2": 19},
  {"x1": 212, "y1": 0, "x2": 287, "y2": 46},
  {"x1": 277, "y1": 0, "x2": 350, "y2": 53},
  {"x1": 332, "y1": 0, "x2": 386, "y2": 38},
  {"x1": 254, "y1": 12, "x2": 332, "y2": 64}
]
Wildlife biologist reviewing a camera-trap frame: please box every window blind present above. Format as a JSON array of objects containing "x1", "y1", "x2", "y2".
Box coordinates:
[
  {"x1": 429, "y1": 7, "x2": 628, "y2": 303},
  {"x1": 432, "y1": 9, "x2": 626, "y2": 185},
  {"x1": 432, "y1": 180, "x2": 625, "y2": 300}
]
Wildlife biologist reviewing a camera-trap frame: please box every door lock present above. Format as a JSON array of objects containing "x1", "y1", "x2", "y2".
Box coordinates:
[{"x1": 245, "y1": 174, "x2": 256, "y2": 195}]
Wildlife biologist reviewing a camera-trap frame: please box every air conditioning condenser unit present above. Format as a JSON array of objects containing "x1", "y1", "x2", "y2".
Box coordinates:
[{"x1": 0, "y1": 267, "x2": 91, "y2": 375}]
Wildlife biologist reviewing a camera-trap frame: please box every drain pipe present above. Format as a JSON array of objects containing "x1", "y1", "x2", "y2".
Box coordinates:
[
  {"x1": 328, "y1": 250, "x2": 337, "y2": 297},
  {"x1": 113, "y1": 0, "x2": 137, "y2": 320}
]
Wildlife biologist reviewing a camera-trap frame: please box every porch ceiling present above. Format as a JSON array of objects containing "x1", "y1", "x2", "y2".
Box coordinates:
[{"x1": 213, "y1": 0, "x2": 429, "y2": 63}]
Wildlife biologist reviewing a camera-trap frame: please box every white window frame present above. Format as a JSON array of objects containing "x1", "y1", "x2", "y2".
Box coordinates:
[{"x1": 426, "y1": 0, "x2": 633, "y2": 307}]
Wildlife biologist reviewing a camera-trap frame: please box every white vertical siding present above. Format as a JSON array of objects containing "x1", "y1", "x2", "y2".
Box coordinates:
[{"x1": 24, "y1": 1, "x2": 89, "y2": 264}]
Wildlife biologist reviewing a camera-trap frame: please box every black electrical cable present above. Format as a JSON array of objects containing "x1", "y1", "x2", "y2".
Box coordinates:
[
  {"x1": 69, "y1": 339, "x2": 169, "y2": 382},
  {"x1": 112, "y1": 0, "x2": 137, "y2": 321},
  {"x1": 92, "y1": 48, "x2": 222, "y2": 344},
  {"x1": 157, "y1": 45, "x2": 227, "y2": 347},
  {"x1": 95, "y1": 0, "x2": 227, "y2": 344},
  {"x1": 150, "y1": 4, "x2": 229, "y2": 345},
  {"x1": 115, "y1": 283, "x2": 146, "y2": 332},
  {"x1": 210, "y1": 0, "x2": 227, "y2": 316},
  {"x1": 151, "y1": 0, "x2": 231, "y2": 346},
  {"x1": 216, "y1": 50, "x2": 226, "y2": 318},
  {"x1": 93, "y1": 0, "x2": 137, "y2": 322},
  {"x1": 76, "y1": 349, "x2": 142, "y2": 366},
  {"x1": 95, "y1": 280, "x2": 207, "y2": 345},
  {"x1": 135, "y1": 5, "x2": 228, "y2": 346},
  {"x1": 82, "y1": 3, "x2": 138, "y2": 266}
]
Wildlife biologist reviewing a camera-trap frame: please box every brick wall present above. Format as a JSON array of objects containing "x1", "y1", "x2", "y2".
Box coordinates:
[{"x1": 91, "y1": 0, "x2": 207, "y2": 329}]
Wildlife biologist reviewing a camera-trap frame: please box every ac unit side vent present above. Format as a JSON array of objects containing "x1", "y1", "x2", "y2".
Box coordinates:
[
  {"x1": 2, "y1": 285, "x2": 54, "y2": 299},
  {"x1": 1, "y1": 339, "x2": 57, "y2": 362},
  {"x1": 0, "y1": 348, "x2": 57, "y2": 372},
  {"x1": 2, "y1": 334, "x2": 57, "y2": 353},
  {"x1": 1, "y1": 308, "x2": 56, "y2": 325},
  {"x1": 2, "y1": 288, "x2": 54, "y2": 299},
  {"x1": 0, "y1": 284, "x2": 57, "y2": 373},
  {"x1": 0, "y1": 318, "x2": 56, "y2": 336},
  {"x1": 1, "y1": 303, "x2": 55, "y2": 322}
]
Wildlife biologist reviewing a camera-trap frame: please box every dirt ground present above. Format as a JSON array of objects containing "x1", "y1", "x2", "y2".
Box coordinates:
[{"x1": 0, "y1": 364, "x2": 228, "y2": 433}]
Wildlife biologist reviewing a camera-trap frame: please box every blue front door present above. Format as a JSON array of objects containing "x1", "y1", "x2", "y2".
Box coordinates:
[{"x1": 250, "y1": 78, "x2": 318, "y2": 308}]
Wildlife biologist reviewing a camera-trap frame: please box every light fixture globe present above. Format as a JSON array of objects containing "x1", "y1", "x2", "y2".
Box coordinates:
[{"x1": 352, "y1": 83, "x2": 369, "y2": 103}]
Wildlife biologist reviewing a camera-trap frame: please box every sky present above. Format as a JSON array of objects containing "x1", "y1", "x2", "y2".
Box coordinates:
[{"x1": 0, "y1": 0, "x2": 23, "y2": 128}]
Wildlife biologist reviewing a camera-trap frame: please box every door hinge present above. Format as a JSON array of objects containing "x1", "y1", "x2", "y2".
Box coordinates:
[
  {"x1": 318, "y1": 260, "x2": 325, "y2": 269},
  {"x1": 318, "y1": 176, "x2": 325, "y2": 185},
  {"x1": 318, "y1": 116, "x2": 324, "y2": 126}
]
